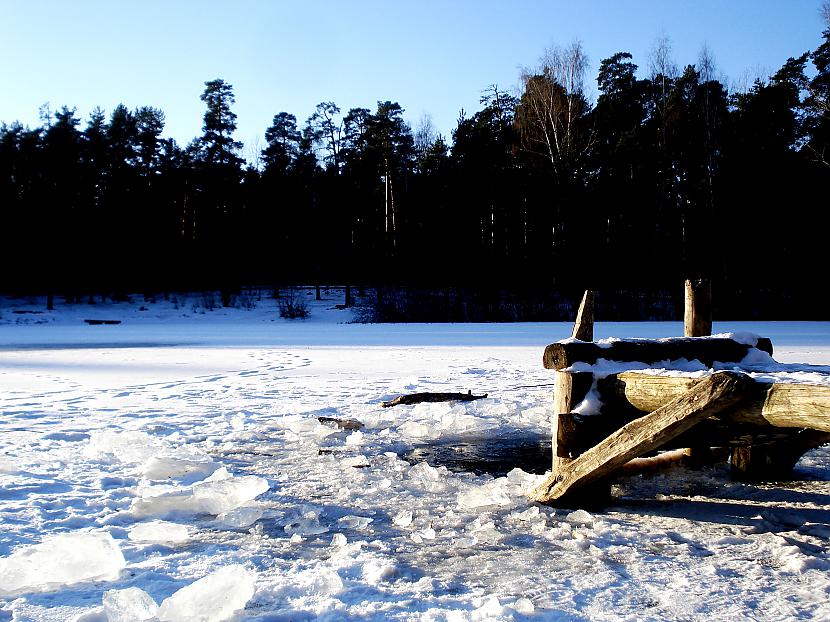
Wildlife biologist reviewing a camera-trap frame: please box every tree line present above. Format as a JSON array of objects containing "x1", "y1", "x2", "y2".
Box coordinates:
[{"x1": 1, "y1": 28, "x2": 828, "y2": 319}]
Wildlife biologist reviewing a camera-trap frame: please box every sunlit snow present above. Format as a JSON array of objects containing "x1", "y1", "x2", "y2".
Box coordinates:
[{"x1": 0, "y1": 292, "x2": 829, "y2": 620}]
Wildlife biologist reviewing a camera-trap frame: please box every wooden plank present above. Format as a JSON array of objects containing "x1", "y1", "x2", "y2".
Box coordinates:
[
  {"x1": 571, "y1": 290, "x2": 594, "y2": 341},
  {"x1": 530, "y1": 371, "x2": 756, "y2": 504},
  {"x1": 601, "y1": 372, "x2": 830, "y2": 434},
  {"x1": 543, "y1": 336, "x2": 773, "y2": 370},
  {"x1": 684, "y1": 278, "x2": 712, "y2": 337}
]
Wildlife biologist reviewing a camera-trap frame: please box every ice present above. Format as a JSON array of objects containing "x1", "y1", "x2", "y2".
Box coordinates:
[
  {"x1": 330, "y1": 533, "x2": 347, "y2": 547},
  {"x1": 457, "y1": 479, "x2": 514, "y2": 510},
  {"x1": 398, "y1": 420, "x2": 441, "y2": 440},
  {"x1": 337, "y1": 515, "x2": 373, "y2": 529},
  {"x1": 102, "y1": 587, "x2": 158, "y2": 622},
  {"x1": 340, "y1": 455, "x2": 370, "y2": 468},
  {"x1": 215, "y1": 504, "x2": 263, "y2": 528},
  {"x1": 406, "y1": 461, "x2": 448, "y2": 492},
  {"x1": 128, "y1": 521, "x2": 190, "y2": 545},
  {"x1": 157, "y1": 564, "x2": 256, "y2": 622},
  {"x1": 85, "y1": 430, "x2": 161, "y2": 464},
  {"x1": 392, "y1": 509, "x2": 413, "y2": 527},
  {"x1": 142, "y1": 453, "x2": 219, "y2": 483},
  {"x1": 0, "y1": 532, "x2": 125, "y2": 597},
  {"x1": 303, "y1": 568, "x2": 344, "y2": 596},
  {"x1": 566, "y1": 509, "x2": 594, "y2": 526},
  {"x1": 130, "y1": 474, "x2": 269, "y2": 518},
  {"x1": 283, "y1": 510, "x2": 329, "y2": 536}
]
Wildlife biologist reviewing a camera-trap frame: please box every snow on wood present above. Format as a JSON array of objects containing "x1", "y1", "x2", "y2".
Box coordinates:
[{"x1": 543, "y1": 335, "x2": 774, "y2": 370}]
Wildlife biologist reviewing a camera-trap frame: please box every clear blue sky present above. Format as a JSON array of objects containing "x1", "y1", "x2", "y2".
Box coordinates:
[{"x1": 1, "y1": 0, "x2": 826, "y2": 156}]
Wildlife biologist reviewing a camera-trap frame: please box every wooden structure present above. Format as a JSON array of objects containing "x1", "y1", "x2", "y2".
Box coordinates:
[{"x1": 531, "y1": 282, "x2": 830, "y2": 506}]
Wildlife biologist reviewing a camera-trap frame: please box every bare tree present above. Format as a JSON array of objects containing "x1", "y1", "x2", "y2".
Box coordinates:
[
  {"x1": 245, "y1": 134, "x2": 264, "y2": 171},
  {"x1": 698, "y1": 43, "x2": 717, "y2": 84},
  {"x1": 414, "y1": 112, "x2": 437, "y2": 157},
  {"x1": 517, "y1": 41, "x2": 592, "y2": 180},
  {"x1": 730, "y1": 64, "x2": 770, "y2": 94},
  {"x1": 649, "y1": 34, "x2": 678, "y2": 81},
  {"x1": 821, "y1": 0, "x2": 830, "y2": 27}
]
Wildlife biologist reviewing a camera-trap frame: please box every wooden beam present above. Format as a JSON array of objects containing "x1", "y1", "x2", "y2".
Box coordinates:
[
  {"x1": 552, "y1": 371, "x2": 593, "y2": 471},
  {"x1": 530, "y1": 371, "x2": 756, "y2": 504},
  {"x1": 543, "y1": 336, "x2": 773, "y2": 370},
  {"x1": 684, "y1": 278, "x2": 712, "y2": 337},
  {"x1": 571, "y1": 290, "x2": 594, "y2": 341},
  {"x1": 600, "y1": 372, "x2": 830, "y2": 434}
]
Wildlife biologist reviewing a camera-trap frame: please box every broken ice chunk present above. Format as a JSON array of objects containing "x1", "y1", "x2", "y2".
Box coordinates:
[
  {"x1": 565, "y1": 509, "x2": 594, "y2": 526},
  {"x1": 0, "y1": 532, "x2": 126, "y2": 597},
  {"x1": 215, "y1": 505, "x2": 263, "y2": 528},
  {"x1": 102, "y1": 587, "x2": 158, "y2": 622},
  {"x1": 392, "y1": 510, "x2": 413, "y2": 527},
  {"x1": 456, "y1": 482, "x2": 512, "y2": 510},
  {"x1": 338, "y1": 515, "x2": 373, "y2": 530},
  {"x1": 128, "y1": 521, "x2": 190, "y2": 545},
  {"x1": 142, "y1": 454, "x2": 219, "y2": 483},
  {"x1": 85, "y1": 430, "x2": 162, "y2": 464},
  {"x1": 157, "y1": 564, "x2": 256, "y2": 622},
  {"x1": 130, "y1": 475, "x2": 269, "y2": 518}
]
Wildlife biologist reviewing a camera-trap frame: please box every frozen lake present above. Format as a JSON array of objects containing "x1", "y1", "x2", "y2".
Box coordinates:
[{"x1": 1, "y1": 301, "x2": 829, "y2": 621}]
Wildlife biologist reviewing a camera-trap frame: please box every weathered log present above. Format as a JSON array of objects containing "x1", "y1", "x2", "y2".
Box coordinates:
[
  {"x1": 552, "y1": 371, "x2": 593, "y2": 471},
  {"x1": 543, "y1": 336, "x2": 773, "y2": 371},
  {"x1": 684, "y1": 278, "x2": 712, "y2": 337},
  {"x1": 600, "y1": 372, "x2": 830, "y2": 433},
  {"x1": 683, "y1": 278, "x2": 712, "y2": 463},
  {"x1": 381, "y1": 391, "x2": 487, "y2": 408},
  {"x1": 531, "y1": 371, "x2": 756, "y2": 504},
  {"x1": 571, "y1": 290, "x2": 594, "y2": 341},
  {"x1": 730, "y1": 430, "x2": 830, "y2": 481}
]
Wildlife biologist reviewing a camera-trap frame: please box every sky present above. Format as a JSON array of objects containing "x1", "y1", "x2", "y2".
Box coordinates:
[{"x1": 1, "y1": 0, "x2": 827, "y2": 158}]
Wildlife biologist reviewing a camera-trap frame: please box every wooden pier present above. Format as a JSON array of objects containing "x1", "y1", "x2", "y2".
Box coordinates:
[{"x1": 530, "y1": 281, "x2": 830, "y2": 506}]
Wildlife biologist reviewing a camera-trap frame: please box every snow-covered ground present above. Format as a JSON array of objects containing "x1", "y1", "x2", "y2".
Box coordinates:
[{"x1": 1, "y1": 292, "x2": 829, "y2": 621}]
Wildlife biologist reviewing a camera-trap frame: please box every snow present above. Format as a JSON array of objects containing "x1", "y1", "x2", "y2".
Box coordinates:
[{"x1": 0, "y1": 293, "x2": 829, "y2": 620}]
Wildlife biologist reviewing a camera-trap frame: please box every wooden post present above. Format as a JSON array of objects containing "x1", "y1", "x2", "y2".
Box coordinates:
[
  {"x1": 571, "y1": 290, "x2": 594, "y2": 341},
  {"x1": 684, "y1": 278, "x2": 712, "y2": 337},
  {"x1": 552, "y1": 371, "x2": 592, "y2": 472}
]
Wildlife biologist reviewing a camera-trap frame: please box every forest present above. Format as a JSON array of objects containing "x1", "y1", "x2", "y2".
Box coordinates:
[{"x1": 1, "y1": 30, "x2": 828, "y2": 320}]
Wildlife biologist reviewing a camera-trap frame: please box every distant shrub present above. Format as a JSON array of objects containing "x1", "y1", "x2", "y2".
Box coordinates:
[{"x1": 278, "y1": 288, "x2": 309, "y2": 319}]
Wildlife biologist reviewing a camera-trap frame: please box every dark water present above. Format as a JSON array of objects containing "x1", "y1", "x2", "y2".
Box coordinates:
[{"x1": 403, "y1": 435, "x2": 551, "y2": 477}]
